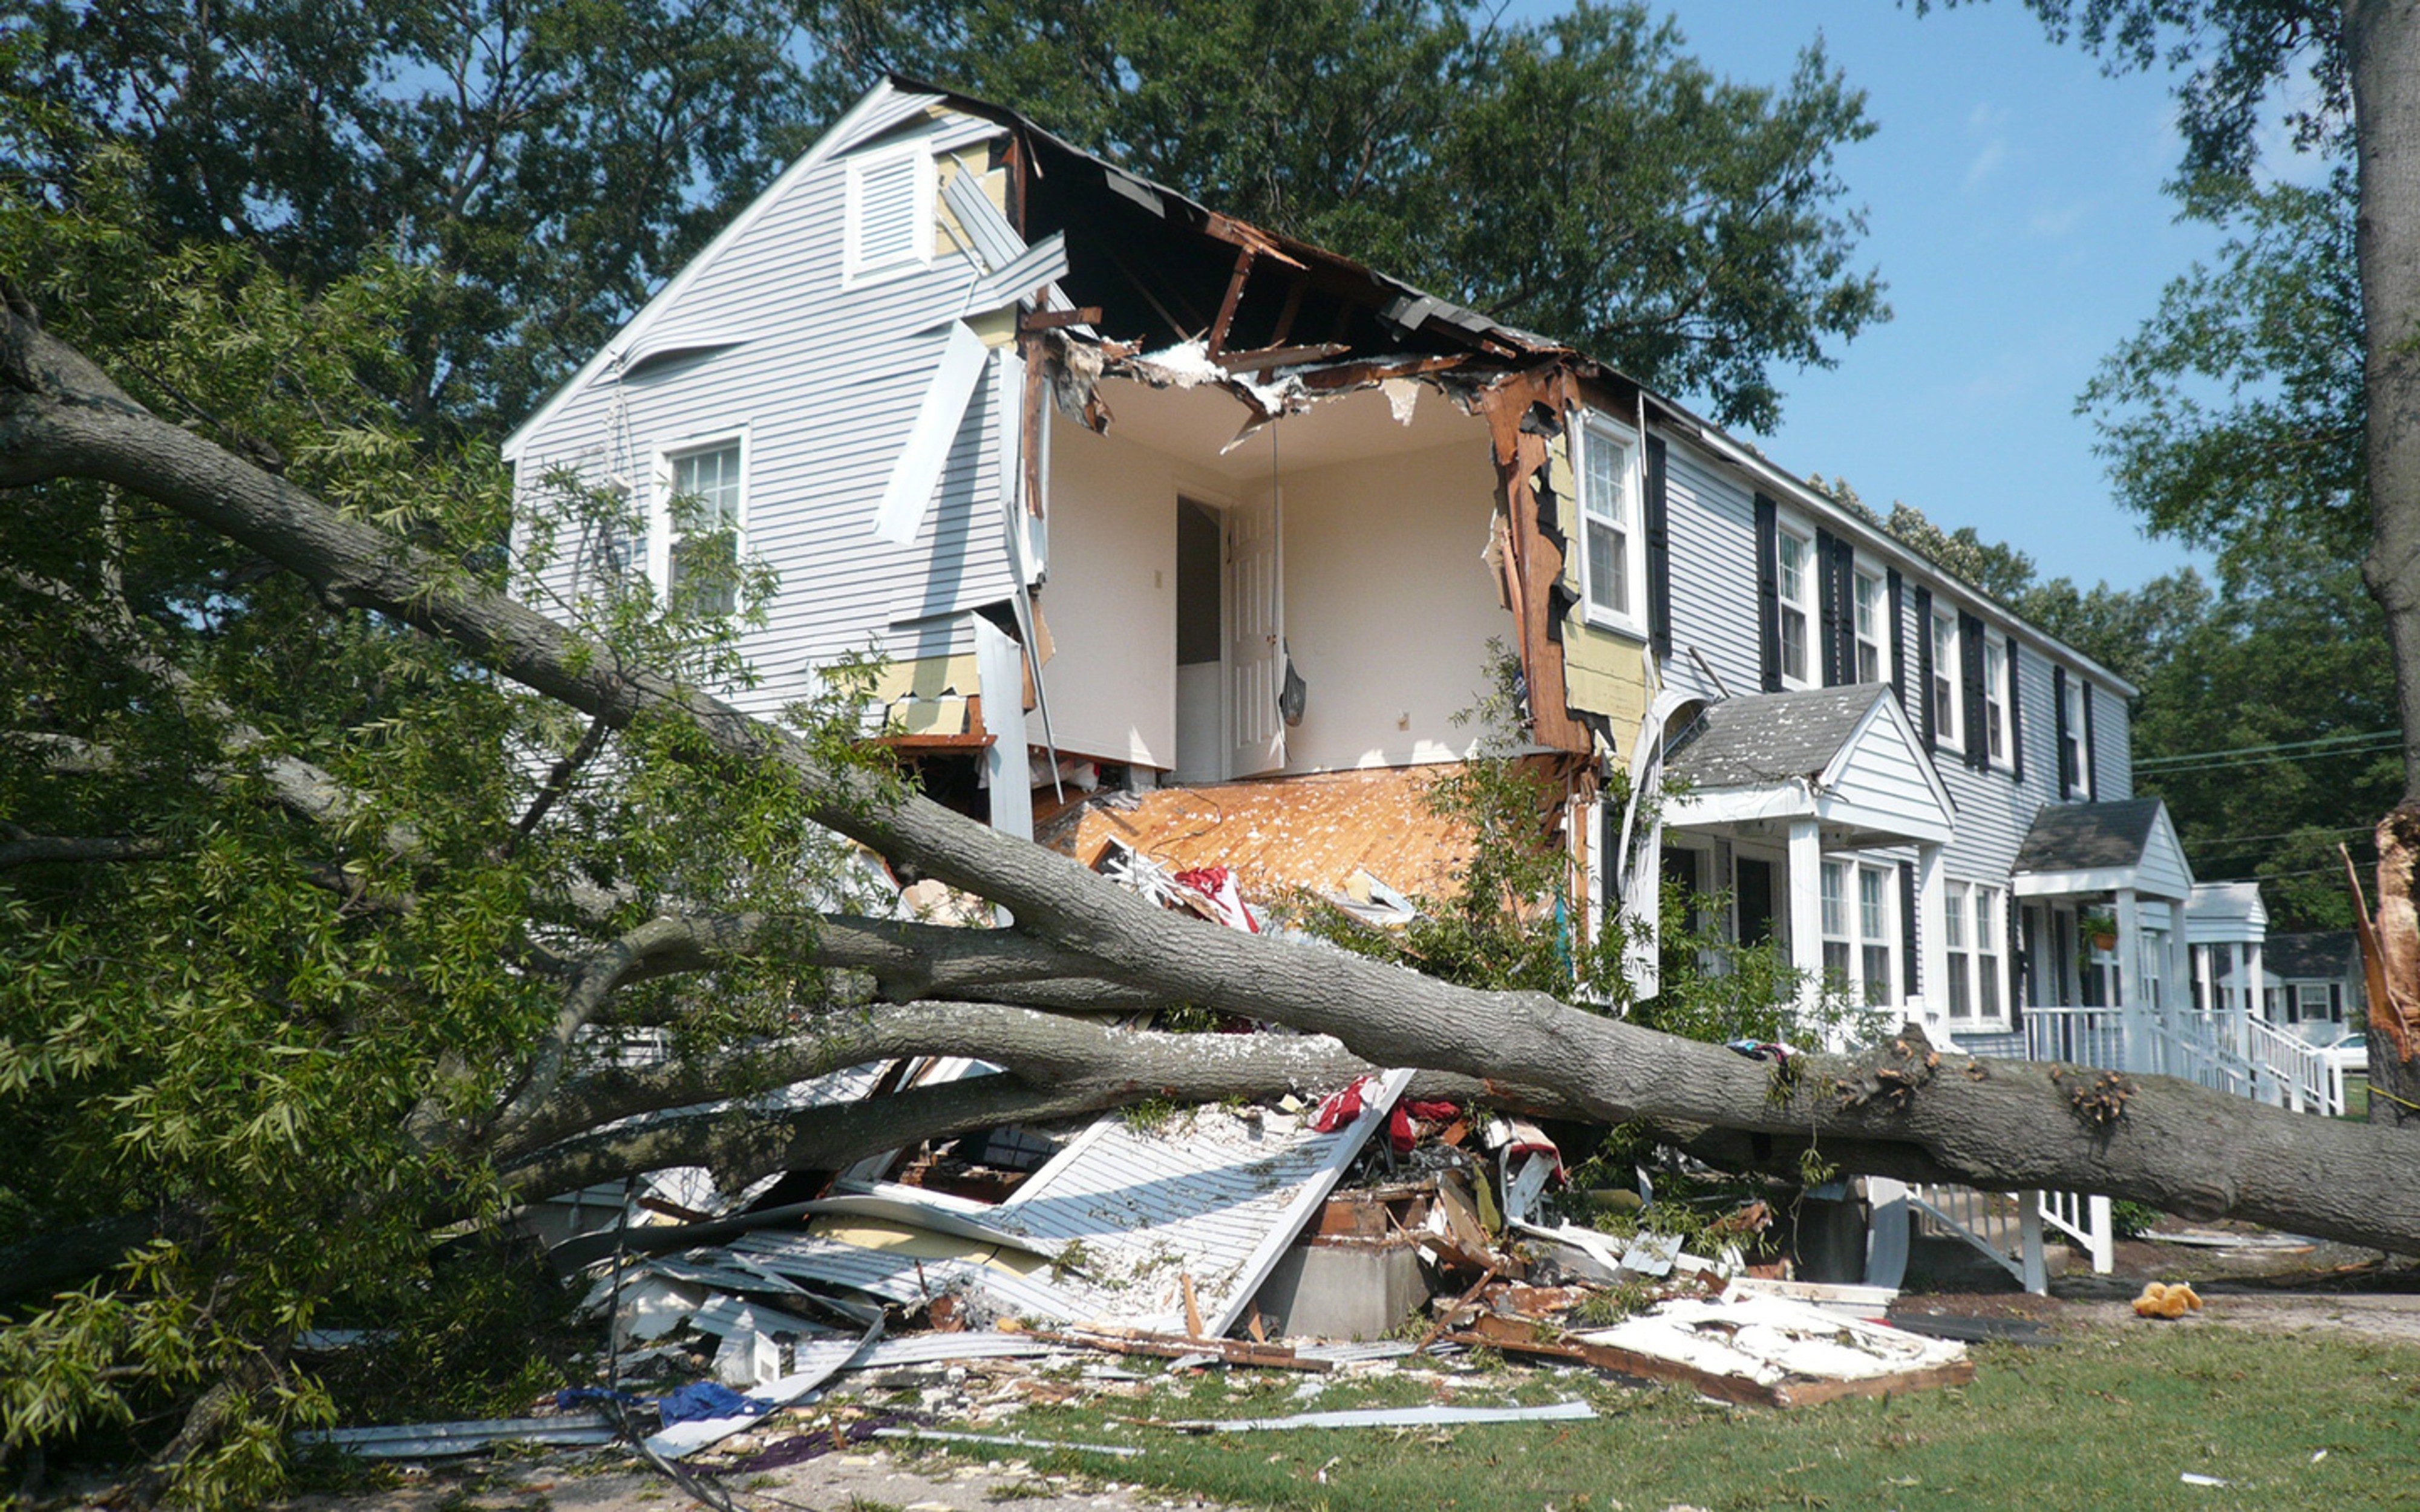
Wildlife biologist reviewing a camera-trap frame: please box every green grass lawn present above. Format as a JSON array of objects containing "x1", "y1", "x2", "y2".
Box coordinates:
[{"x1": 897, "y1": 1320, "x2": 2420, "y2": 1511}]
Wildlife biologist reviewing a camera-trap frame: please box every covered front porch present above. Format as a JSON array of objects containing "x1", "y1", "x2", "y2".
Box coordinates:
[{"x1": 1658, "y1": 685, "x2": 1957, "y2": 1031}]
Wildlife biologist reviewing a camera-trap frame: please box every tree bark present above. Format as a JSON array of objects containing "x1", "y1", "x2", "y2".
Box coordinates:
[
  {"x1": 11, "y1": 304, "x2": 2420, "y2": 1253},
  {"x1": 2348, "y1": 0, "x2": 2420, "y2": 1122}
]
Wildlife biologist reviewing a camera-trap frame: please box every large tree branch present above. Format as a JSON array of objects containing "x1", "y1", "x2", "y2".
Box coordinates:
[
  {"x1": 496, "y1": 1000, "x2": 1525, "y2": 1198},
  {"x1": 13, "y1": 304, "x2": 2420, "y2": 1253}
]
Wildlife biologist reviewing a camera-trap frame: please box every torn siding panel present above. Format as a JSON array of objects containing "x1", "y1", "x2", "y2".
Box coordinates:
[{"x1": 1560, "y1": 624, "x2": 1650, "y2": 735}]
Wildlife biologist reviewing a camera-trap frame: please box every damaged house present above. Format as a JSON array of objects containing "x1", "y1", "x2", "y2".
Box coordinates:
[{"x1": 507, "y1": 75, "x2": 2248, "y2": 1051}]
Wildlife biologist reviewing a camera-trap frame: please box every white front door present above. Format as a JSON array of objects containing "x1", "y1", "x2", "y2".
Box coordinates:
[{"x1": 1226, "y1": 494, "x2": 1284, "y2": 777}]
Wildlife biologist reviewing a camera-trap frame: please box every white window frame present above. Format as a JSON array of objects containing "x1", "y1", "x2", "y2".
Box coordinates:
[
  {"x1": 1820, "y1": 857, "x2": 1898, "y2": 1007},
  {"x1": 1857, "y1": 862, "x2": 1894, "y2": 1007},
  {"x1": 653, "y1": 430, "x2": 749, "y2": 614},
  {"x1": 1776, "y1": 524, "x2": 1814, "y2": 688},
  {"x1": 1575, "y1": 411, "x2": 1646, "y2": 637},
  {"x1": 1852, "y1": 567, "x2": 1888, "y2": 685},
  {"x1": 1942, "y1": 879, "x2": 2009, "y2": 1029},
  {"x1": 843, "y1": 142, "x2": 937, "y2": 287},
  {"x1": 1820, "y1": 859, "x2": 1852, "y2": 991},
  {"x1": 2062, "y1": 677, "x2": 2093, "y2": 798},
  {"x1": 1983, "y1": 637, "x2": 2011, "y2": 767},
  {"x1": 1930, "y1": 606, "x2": 1963, "y2": 751}
]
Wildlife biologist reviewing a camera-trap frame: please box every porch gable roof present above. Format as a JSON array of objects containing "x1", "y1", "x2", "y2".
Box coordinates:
[
  {"x1": 1659, "y1": 683, "x2": 1956, "y2": 847},
  {"x1": 2011, "y1": 797, "x2": 2195, "y2": 901}
]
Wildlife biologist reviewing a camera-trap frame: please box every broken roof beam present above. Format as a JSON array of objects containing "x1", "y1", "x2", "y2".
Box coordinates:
[{"x1": 1206, "y1": 246, "x2": 1257, "y2": 357}]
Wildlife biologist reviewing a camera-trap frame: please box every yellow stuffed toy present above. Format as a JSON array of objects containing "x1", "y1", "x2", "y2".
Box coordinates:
[{"x1": 2131, "y1": 1280, "x2": 2205, "y2": 1318}]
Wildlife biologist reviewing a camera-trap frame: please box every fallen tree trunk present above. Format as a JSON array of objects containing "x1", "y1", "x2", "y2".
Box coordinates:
[{"x1": 10, "y1": 304, "x2": 2420, "y2": 1254}]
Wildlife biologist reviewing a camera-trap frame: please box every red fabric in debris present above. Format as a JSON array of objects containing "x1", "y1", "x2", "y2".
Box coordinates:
[
  {"x1": 1172, "y1": 865, "x2": 1258, "y2": 933},
  {"x1": 1310, "y1": 1075, "x2": 1372, "y2": 1132},
  {"x1": 1401, "y1": 1100, "x2": 1460, "y2": 1123}
]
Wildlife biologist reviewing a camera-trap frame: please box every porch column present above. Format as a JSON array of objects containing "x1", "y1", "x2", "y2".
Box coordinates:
[
  {"x1": 2194, "y1": 943, "x2": 2214, "y2": 1015},
  {"x1": 1787, "y1": 817, "x2": 1825, "y2": 1027},
  {"x1": 2167, "y1": 901, "x2": 2191, "y2": 1024},
  {"x1": 2114, "y1": 887, "x2": 2145, "y2": 1072},
  {"x1": 2227, "y1": 942, "x2": 2247, "y2": 1018},
  {"x1": 1915, "y1": 841, "x2": 1949, "y2": 1035},
  {"x1": 2248, "y1": 940, "x2": 2268, "y2": 1021}
]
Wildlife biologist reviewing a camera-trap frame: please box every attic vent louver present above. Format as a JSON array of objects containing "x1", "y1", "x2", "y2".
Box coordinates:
[{"x1": 845, "y1": 146, "x2": 933, "y2": 282}]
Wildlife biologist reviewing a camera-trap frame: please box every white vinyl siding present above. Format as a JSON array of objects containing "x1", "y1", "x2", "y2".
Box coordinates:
[
  {"x1": 512, "y1": 100, "x2": 1015, "y2": 738},
  {"x1": 1578, "y1": 413, "x2": 1644, "y2": 636},
  {"x1": 1777, "y1": 527, "x2": 1813, "y2": 688}
]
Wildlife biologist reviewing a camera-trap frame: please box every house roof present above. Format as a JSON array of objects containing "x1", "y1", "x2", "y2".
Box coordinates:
[
  {"x1": 2217, "y1": 930, "x2": 2361, "y2": 982},
  {"x1": 1656, "y1": 683, "x2": 1957, "y2": 849},
  {"x1": 2014, "y1": 798, "x2": 2165, "y2": 873},
  {"x1": 1034, "y1": 766, "x2": 1483, "y2": 901},
  {"x1": 1663, "y1": 685, "x2": 1891, "y2": 789}
]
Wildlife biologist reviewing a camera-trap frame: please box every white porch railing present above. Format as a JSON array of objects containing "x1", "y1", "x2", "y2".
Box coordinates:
[{"x1": 1914, "y1": 1001, "x2": 2370, "y2": 1287}]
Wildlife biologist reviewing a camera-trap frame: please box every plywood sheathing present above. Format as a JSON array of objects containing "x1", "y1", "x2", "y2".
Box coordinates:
[
  {"x1": 1035, "y1": 767, "x2": 1480, "y2": 901},
  {"x1": 1474, "y1": 370, "x2": 1591, "y2": 755}
]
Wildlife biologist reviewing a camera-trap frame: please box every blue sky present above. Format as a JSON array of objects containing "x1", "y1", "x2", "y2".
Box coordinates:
[{"x1": 1508, "y1": 1, "x2": 2245, "y2": 591}]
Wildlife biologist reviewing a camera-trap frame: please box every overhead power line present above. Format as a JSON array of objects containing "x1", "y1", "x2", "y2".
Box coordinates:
[{"x1": 2134, "y1": 728, "x2": 2400, "y2": 772}]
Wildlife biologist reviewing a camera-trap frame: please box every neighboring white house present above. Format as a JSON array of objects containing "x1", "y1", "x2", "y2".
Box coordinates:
[{"x1": 506, "y1": 76, "x2": 2225, "y2": 1032}]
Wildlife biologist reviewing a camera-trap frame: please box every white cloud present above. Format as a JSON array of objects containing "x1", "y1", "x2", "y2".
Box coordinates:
[
  {"x1": 2028, "y1": 200, "x2": 2085, "y2": 237},
  {"x1": 1964, "y1": 138, "x2": 2009, "y2": 191},
  {"x1": 1965, "y1": 102, "x2": 2013, "y2": 192}
]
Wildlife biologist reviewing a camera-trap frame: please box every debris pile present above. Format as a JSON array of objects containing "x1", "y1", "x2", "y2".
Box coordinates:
[{"x1": 306, "y1": 1033, "x2": 1983, "y2": 1478}]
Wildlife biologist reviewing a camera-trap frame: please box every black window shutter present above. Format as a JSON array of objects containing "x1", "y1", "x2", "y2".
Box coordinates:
[
  {"x1": 1899, "y1": 860, "x2": 1918, "y2": 997},
  {"x1": 1960, "y1": 611, "x2": 1988, "y2": 770},
  {"x1": 2008, "y1": 894, "x2": 2025, "y2": 1028},
  {"x1": 1600, "y1": 795, "x2": 1620, "y2": 916},
  {"x1": 2081, "y1": 680, "x2": 2099, "y2": 797},
  {"x1": 1644, "y1": 435, "x2": 1671, "y2": 660},
  {"x1": 1888, "y1": 568, "x2": 1906, "y2": 709},
  {"x1": 1815, "y1": 529, "x2": 1842, "y2": 685},
  {"x1": 2052, "y1": 664, "x2": 2072, "y2": 800},
  {"x1": 2006, "y1": 634, "x2": 2024, "y2": 782},
  {"x1": 1754, "y1": 494, "x2": 1781, "y2": 692},
  {"x1": 1914, "y1": 585, "x2": 1935, "y2": 746}
]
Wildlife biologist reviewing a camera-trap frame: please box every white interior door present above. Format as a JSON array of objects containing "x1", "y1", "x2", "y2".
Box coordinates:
[{"x1": 1226, "y1": 494, "x2": 1284, "y2": 777}]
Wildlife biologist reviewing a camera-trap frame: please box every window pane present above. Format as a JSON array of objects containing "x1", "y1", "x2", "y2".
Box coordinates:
[
  {"x1": 1821, "y1": 861, "x2": 1846, "y2": 937},
  {"x1": 1863, "y1": 945, "x2": 1891, "y2": 1005},
  {"x1": 1859, "y1": 867, "x2": 1886, "y2": 941},
  {"x1": 1975, "y1": 891, "x2": 1996, "y2": 950},
  {"x1": 1586, "y1": 434, "x2": 1622, "y2": 521},
  {"x1": 1778, "y1": 535, "x2": 1805, "y2": 600},
  {"x1": 1944, "y1": 887, "x2": 1966, "y2": 948},
  {"x1": 1586, "y1": 520, "x2": 1618, "y2": 613},
  {"x1": 1854, "y1": 574, "x2": 1877, "y2": 637},
  {"x1": 1782, "y1": 609, "x2": 1807, "y2": 682},
  {"x1": 1823, "y1": 940, "x2": 1852, "y2": 986},
  {"x1": 1980, "y1": 963, "x2": 2001, "y2": 1016},
  {"x1": 1857, "y1": 642, "x2": 1880, "y2": 681},
  {"x1": 1947, "y1": 955, "x2": 1972, "y2": 1017}
]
